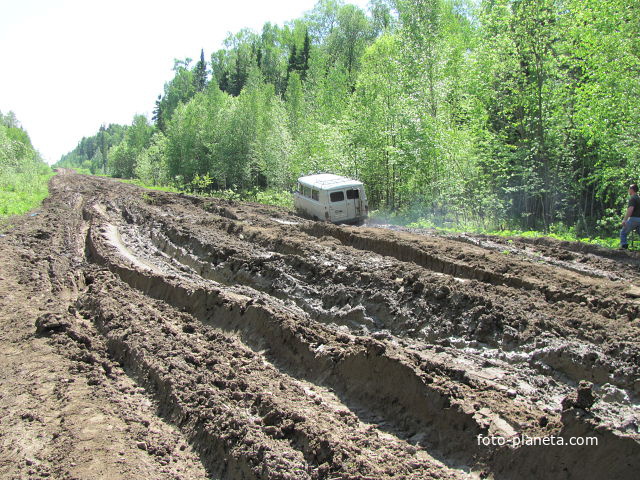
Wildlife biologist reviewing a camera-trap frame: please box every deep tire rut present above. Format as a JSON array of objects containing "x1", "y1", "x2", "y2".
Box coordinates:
[{"x1": 5, "y1": 173, "x2": 639, "y2": 480}]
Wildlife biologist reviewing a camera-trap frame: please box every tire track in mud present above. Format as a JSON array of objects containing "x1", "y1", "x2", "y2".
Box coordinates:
[
  {"x1": 444, "y1": 234, "x2": 620, "y2": 281},
  {"x1": 483, "y1": 233, "x2": 640, "y2": 268},
  {"x1": 122, "y1": 200, "x2": 640, "y2": 402},
  {"x1": 85, "y1": 217, "x2": 493, "y2": 478},
  {"x1": 113, "y1": 203, "x2": 580, "y2": 410},
  {"x1": 79, "y1": 186, "x2": 640, "y2": 479},
  {"x1": 1, "y1": 173, "x2": 211, "y2": 480},
  {"x1": 293, "y1": 222, "x2": 640, "y2": 389},
  {"x1": 20, "y1": 174, "x2": 639, "y2": 479},
  {"x1": 122, "y1": 196, "x2": 640, "y2": 400},
  {"x1": 79, "y1": 273, "x2": 331, "y2": 480},
  {"x1": 118, "y1": 207, "x2": 574, "y2": 414},
  {"x1": 301, "y1": 222, "x2": 640, "y2": 321},
  {"x1": 369, "y1": 223, "x2": 638, "y2": 281}
]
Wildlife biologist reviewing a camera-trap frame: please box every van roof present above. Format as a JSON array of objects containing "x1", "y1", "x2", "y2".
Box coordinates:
[{"x1": 297, "y1": 174, "x2": 363, "y2": 189}]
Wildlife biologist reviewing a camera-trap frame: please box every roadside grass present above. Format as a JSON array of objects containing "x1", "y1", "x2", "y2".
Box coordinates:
[
  {"x1": 115, "y1": 178, "x2": 181, "y2": 193},
  {"x1": 411, "y1": 219, "x2": 619, "y2": 249},
  {"x1": 218, "y1": 188, "x2": 293, "y2": 209},
  {"x1": 370, "y1": 212, "x2": 621, "y2": 250},
  {"x1": 479, "y1": 228, "x2": 619, "y2": 249},
  {"x1": 0, "y1": 168, "x2": 54, "y2": 217},
  {"x1": 112, "y1": 177, "x2": 294, "y2": 209}
]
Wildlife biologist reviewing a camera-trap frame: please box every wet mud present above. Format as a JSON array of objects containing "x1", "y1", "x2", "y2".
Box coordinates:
[{"x1": 1, "y1": 172, "x2": 638, "y2": 479}]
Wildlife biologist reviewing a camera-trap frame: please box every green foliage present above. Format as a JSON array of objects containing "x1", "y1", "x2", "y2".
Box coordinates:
[
  {"x1": 153, "y1": 58, "x2": 197, "y2": 131},
  {"x1": 107, "y1": 115, "x2": 154, "y2": 178},
  {"x1": 116, "y1": 178, "x2": 180, "y2": 193},
  {"x1": 347, "y1": 34, "x2": 405, "y2": 208},
  {"x1": 0, "y1": 111, "x2": 53, "y2": 216},
  {"x1": 253, "y1": 189, "x2": 294, "y2": 209},
  {"x1": 55, "y1": 123, "x2": 127, "y2": 173},
  {"x1": 402, "y1": 217, "x2": 620, "y2": 250},
  {"x1": 58, "y1": 0, "x2": 640, "y2": 237},
  {"x1": 0, "y1": 172, "x2": 53, "y2": 217},
  {"x1": 209, "y1": 187, "x2": 294, "y2": 208},
  {"x1": 190, "y1": 173, "x2": 214, "y2": 193},
  {"x1": 193, "y1": 49, "x2": 209, "y2": 93},
  {"x1": 135, "y1": 132, "x2": 168, "y2": 186}
]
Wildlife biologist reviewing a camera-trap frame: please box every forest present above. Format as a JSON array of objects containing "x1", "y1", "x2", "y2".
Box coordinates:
[{"x1": 55, "y1": 0, "x2": 640, "y2": 236}]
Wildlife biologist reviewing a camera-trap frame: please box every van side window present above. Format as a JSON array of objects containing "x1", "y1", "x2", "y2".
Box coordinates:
[
  {"x1": 346, "y1": 189, "x2": 359, "y2": 199},
  {"x1": 330, "y1": 191, "x2": 345, "y2": 202},
  {"x1": 303, "y1": 186, "x2": 311, "y2": 197},
  {"x1": 312, "y1": 189, "x2": 319, "y2": 201}
]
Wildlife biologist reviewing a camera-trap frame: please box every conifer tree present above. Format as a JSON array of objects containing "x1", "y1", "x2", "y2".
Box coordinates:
[
  {"x1": 219, "y1": 71, "x2": 230, "y2": 93},
  {"x1": 287, "y1": 45, "x2": 298, "y2": 75},
  {"x1": 230, "y1": 56, "x2": 248, "y2": 96},
  {"x1": 98, "y1": 125, "x2": 107, "y2": 172},
  {"x1": 299, "y1": 30, "x2": 311, "y2": 80},
  {"x1": 152, "y1": 94, "x2": 165, "y2": 132},
  {"x1": 193, "y1": 49, "x2": 208, "y2": 92}
]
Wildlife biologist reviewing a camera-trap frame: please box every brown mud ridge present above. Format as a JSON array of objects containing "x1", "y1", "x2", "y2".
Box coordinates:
[{"x1": 1, "y1": 172, "x2": 639, "y2": 479}]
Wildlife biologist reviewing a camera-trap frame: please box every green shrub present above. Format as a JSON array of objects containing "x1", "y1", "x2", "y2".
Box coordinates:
[{"x1": 0, "y1": 169, "x2": 54, "y2": 217}]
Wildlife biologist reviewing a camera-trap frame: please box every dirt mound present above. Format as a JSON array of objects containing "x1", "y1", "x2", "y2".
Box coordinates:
[{"x1": 1, "y1": 172, "x2": 638, "y2": 479}]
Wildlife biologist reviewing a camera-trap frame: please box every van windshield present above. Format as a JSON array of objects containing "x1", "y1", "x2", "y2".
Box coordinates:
[{"x1": 330, "y1": 191, "x2": 345, "y2": 202}]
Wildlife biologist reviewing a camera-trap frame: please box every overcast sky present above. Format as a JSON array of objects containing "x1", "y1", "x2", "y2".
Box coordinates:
[{"x1": 0, "y1": 0, "x2": 370, "y2": 164}]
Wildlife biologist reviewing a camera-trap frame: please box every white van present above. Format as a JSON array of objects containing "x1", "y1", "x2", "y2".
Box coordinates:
[{"x1": 294, "y1": 174, "x2": 368, "y2": 224}]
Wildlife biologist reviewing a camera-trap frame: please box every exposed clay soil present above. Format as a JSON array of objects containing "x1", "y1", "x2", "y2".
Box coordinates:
[{"x1": 1, "y1": 171, "x2": 638, "y2": 479}]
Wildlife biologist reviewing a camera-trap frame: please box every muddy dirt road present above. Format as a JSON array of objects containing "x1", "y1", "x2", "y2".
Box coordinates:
[{"x1": 1, "y1": 172, "x2": 639, "y2": 479}]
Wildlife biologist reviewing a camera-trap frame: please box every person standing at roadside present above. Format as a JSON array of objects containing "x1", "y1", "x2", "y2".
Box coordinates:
[{"x1": 620, "y1": 184, "x2": 640, "y2": 249}]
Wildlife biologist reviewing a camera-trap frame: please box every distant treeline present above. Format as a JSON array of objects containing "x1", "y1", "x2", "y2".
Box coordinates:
[{"x1": 56, "y1": 0, "x2": 640, "y2": 234}]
